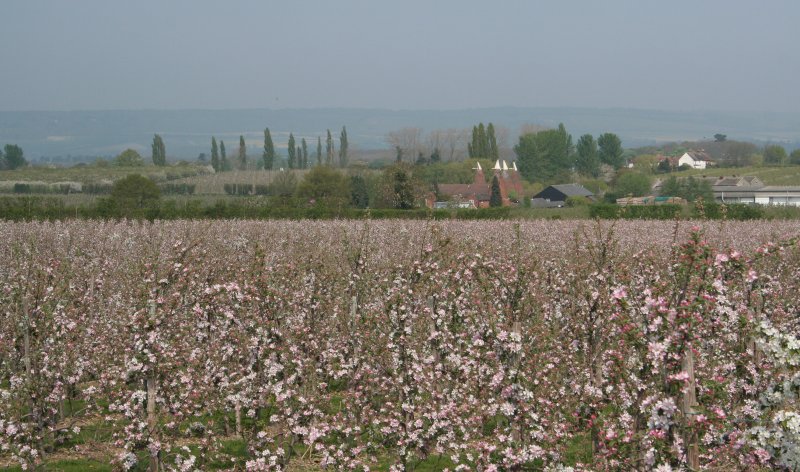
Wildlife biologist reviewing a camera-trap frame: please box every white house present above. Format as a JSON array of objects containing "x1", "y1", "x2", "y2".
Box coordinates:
[{"x1": 678, "y1": 152, "x2": 711, "y2": 170}]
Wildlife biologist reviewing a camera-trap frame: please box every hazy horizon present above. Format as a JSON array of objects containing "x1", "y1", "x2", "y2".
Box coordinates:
[{"x1": 1, "y1": 0, "x2": 798, "y2": 113}]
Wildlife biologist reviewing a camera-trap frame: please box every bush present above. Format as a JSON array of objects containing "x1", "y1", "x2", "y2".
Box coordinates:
[
  {"x1": 565, "y1": 196, "x2": 590, "y2": 207},
  {"x1": 697, "y1": 203, "x2": 764, "y2": 220}
]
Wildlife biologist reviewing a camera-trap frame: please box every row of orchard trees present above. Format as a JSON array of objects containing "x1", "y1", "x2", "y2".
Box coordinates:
[
  {"x1": 1, "y1": 220, "x2": 799, "y2": 471},
  {"x1": 209, "y1": 127, "x2": 350, "y2": 173}
]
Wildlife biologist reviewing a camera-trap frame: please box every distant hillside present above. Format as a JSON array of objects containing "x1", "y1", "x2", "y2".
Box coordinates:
[{"x1": 1, "y1": 107, "x2": 799, "y2": 161}]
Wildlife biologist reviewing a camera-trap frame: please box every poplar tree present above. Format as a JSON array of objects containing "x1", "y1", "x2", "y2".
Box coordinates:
[
  {"x1": 316, "y1": 137, "x2": 322, "y2": 166},
  {"x1": 263, "y1": 128, "x2": 276, "y2": 170},
  {"x1": 287, "y1": 133, "x2": 296, "y2": 169},
  {"x1": 325, "y1": 129, "x2": 334, "y2": 166},
  {"x1": 238, "y1": 135, "x2": 247, "y2": 170},
  {"x1": 151, "y1": 134, "x2": 166, "y2": 166},
  {"x1": 211, "y1": 137, "x2": 219, "y2": 171},
  {"x1": 301, "y1": 138, "x2": 308, "y2": 169},
  {"x1": 339, "y1": 126, "x2": 349, "y2": 168},
  {"x1": 487, "y1": 123, "x2": 499, "y2": 161},
  {"x1": 220, "y1": 140, "x2": 230, "y2": 171}
]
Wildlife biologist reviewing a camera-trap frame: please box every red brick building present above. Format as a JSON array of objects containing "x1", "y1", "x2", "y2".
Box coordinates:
[{"x1": 430, "y1": 160, "x2": 525, "y2": 208}]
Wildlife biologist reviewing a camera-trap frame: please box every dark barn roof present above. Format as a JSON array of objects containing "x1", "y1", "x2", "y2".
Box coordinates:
[{"x1": 533, "y1": 184, "x2": 594, "y2": 202}]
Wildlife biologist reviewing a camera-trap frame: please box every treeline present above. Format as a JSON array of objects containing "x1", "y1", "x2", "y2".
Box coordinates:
[{"x1": 208, "y1": 126, "x2": 350, "y2": 172}]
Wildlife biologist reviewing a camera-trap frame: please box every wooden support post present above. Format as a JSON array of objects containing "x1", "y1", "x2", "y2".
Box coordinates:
[
  {"x1": 147, "y1": 302, "x2": 159, "y2": 472},
  {"x1": 681, "y1": 346, "x2": 699, "y2": 471}
]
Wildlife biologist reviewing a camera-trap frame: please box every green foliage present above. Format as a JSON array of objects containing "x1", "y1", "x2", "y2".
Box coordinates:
[
  {"x1": 658, "y1": 176, "x2": 713, "y2": 202},
  {"x1": 468, "y1": 122, "x2": 499, "y2": 160},
  {"x1": 220, "y1": 141, "x2": 231, "y2": 171},
  {"x1": 151, "y1": 134, "x2": 166, "y2": 166},
  {"x1": 714, "y1": 133, "x2": 727, "y2": 142},
  {"x1": 380, "y1": 163, "x2": 424, "y2": 209},
  {"x1": 326, "y1": 129, "x2": 334, "y2": 165},
  {"x1": 297, "y1": 165, "x2": 350, "y2": 205},
  {"x1": 597, "y1": 132, "x2": 625, "y2": 168},
  {"x1": 791, "y1": 149, "x2": 800, "y2": 165},
  {"x1": 565, "y1": 195, "x2": 590, "y2": 207},
  {"x1": 211, "y1": 137, "x2": 220, "y2": 172},
  {"x1": 110, "y1": 174, "x2": 160, "y2": 211},
  {"x1": 238, "y1": 135, "x2": 247, "y2": 170},
  {"x1": 2, "y1": 144, "x2": 27, "y2": 170},
  {"x1": 301, "y1": 138, "x2": 309, "y2": 169},
  {"x1": 764, "y1": 145, "x2": 788, "y2": 165},
  {"x1": 613, "y1": 172, "x2": 651, "y2": 197},
  {"x1": 339, "y1": 126, "x2": 349, "y2": 167},
  {"x1": 515, "y1": 123, "x2": 574, "y2": 183},
  {"x1": 350, "y1": 175, "x2": 370, "y2": 208},
  {"x1": 316, "y1": 136, "x2": 323, "y2": 166},
  {"x1": 287, "y1": 133, "x2": 296, "y2": 169},
  {"x1": 113, "y1": 148, "x2": 144, "y2": 167},
  {"x1": 697, "y1": 203, "x2": 764, "y2": 220},
  {"x1": 262, "y1": 128, "x2": 276, "y2": 170},
  {"x1": 575, "y1": 134, "x2": 601, "y2": 177},
  {"x1": 489, "y1": 174, "x2": 502, "y2": 207}
]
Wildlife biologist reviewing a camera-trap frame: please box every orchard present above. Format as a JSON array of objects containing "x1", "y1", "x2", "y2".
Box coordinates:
[{"x1": 0, "y1": 219, "x2": 798, "y2": 471}]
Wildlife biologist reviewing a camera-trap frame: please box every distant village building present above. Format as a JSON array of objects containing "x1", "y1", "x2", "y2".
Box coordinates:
[
  {"x1": 531, "y1": 184, "x2": 594, "y2": 208},
  {"x1": 655, "y1": 175, "x2": 800, "y2": 206},
  {"x1": 704, "y1": 175, "x2": 800, "y2": 205},
  {"x1": 678, "y1": 151, "x2": 712, "y2": 169},
  {"x1": 658, "y1": 151, "x2": 713, "y2": 170},
  {"x1": 430, "y1": 160, "x2": 525, "y2": 208}
]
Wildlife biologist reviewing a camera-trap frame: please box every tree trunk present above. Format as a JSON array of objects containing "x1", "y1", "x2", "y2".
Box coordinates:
[
  {"x1": 681, "y1": 346, "x2": 699, "y2": 471},
  {"x1": 147, "y1": 302, "x2": 159, "y2": 472}
]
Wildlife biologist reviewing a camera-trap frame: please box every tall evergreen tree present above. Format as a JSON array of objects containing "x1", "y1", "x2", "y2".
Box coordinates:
[
  {"x1": 287, "y1": 133, "x2": 296, "y2": 169},
  {"x1": 238, "y1": 135, "x2": 247, "y2": 170},
  {"x1": 296, "y1": 145, "x2": 303, "y2": 169},
  {"x1": 220, "y1": 140, "x2": 231, "y2": 171},
  {"x1": 301, "y1": 138, "x2": 309, "y2": 169},
  {"x1": 339, "y1": 126, "x2": 349, "y2": 168},
  {"x1": 263, "y1": 128, "x2": 276, "y2": 170},
  {"x1": 151, "y1": 134, "x2": 166, "y2": 166},
  {"x1": 211, "y1": 137, "x2": 220, "y2": 171},
  {"x1": 325, "y1": 130, "x2": 334, "y2": 166},
  {"x1": 487, "y1": 123, "x2": 499, "y2": 161},
  {"x1": 489, "y1": 174, "x2": 503, "y2": 207},
  {"x1": 576, "y1": 134, "x2": 601, "y2": 177},
  {"x1": 316, "y1": 137, "x2": 322, "y2": 166}
]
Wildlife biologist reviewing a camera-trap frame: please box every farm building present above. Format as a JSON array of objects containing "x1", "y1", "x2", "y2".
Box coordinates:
[
  {"x1": 431, "y1": 160, "x2": 525, "y2": 208},
  {"x1": 531, "y1": 184, "x2": 594, "y2": 208}
]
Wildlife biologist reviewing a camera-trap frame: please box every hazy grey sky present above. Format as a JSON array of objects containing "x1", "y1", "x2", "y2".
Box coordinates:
[{"x1": 1, "y1": 0, "x2": 798, "y2": 112}]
